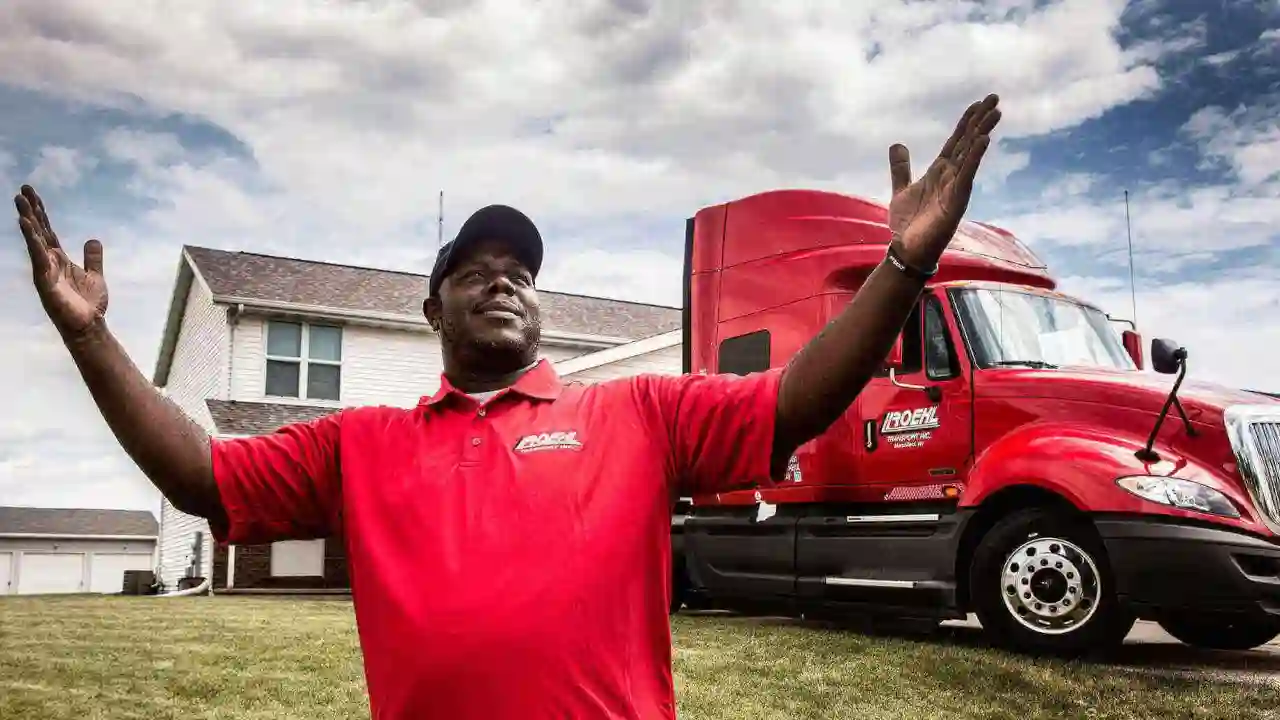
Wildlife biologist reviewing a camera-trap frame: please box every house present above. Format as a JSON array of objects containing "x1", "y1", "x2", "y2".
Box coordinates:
[
  {"x1": 0, "y1": 506, "x2": 158, "y2": 595},
  {"x1": 152, "y1": 245, "x2": 684, "y2": 593}
]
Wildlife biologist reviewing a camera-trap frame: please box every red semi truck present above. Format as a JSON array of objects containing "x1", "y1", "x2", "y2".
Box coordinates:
[{"x1": 668, "y1": 188, "x2": 1280, "y2": 656}]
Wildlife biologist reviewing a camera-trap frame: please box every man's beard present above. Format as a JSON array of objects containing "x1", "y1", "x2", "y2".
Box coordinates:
[{"x1": 440, "y1": 314, "x2": 541, "y2": 374}]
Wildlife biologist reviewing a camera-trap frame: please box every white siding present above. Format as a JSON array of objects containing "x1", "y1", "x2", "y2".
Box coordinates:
[
  {"x1": 165, "y1": 278, "x2": 228, "y2": 427},
  {"x1": 230, "y1": 315, "x2": 591, "y2": 409},
  {"x1": 229, "y1": 314, "x2": 264, "y2": 400},
  {"x1": 343, "y1": 325, "x2": 446, "y2": 406},
  {"x1": 562, "y1": 343, "x2": 683, "y2": 385},
  {"x1": 158, "y1": 501, "x2": 215, "y2": 591},
  {"x1": 157, "y1": 274, "x2": 228, "y2": 591}
]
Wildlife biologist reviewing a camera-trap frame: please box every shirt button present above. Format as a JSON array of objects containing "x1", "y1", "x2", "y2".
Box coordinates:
[{"x1": 471, "y1": 437, "x2": 481, "y2": 446}]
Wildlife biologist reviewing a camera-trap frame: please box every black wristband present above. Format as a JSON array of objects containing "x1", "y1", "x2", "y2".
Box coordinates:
[{"x1": 885, "y1": 241, "x2": 937, "y2": 281}]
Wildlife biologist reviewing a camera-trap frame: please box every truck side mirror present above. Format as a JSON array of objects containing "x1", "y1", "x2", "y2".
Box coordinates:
[
  {"x1": 885, "y1": 336, "x2": 904, "y2": 370},
  {"x1": 1122, "y1": 330, "x2": 1144, "y2": 370},
  {"x1": 1150, "y1": 338, "x2": 1186, "y2": 375}
]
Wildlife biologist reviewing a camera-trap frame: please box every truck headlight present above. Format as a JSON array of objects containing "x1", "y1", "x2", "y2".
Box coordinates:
[{"x1": 1116, "y1": 475, "x2": 1240, "y2": 518}]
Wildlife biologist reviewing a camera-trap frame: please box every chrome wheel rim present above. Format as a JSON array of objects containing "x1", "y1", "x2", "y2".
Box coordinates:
[{"x1": 1000, "y1": 536, "x2": 1101, "y2": 635}]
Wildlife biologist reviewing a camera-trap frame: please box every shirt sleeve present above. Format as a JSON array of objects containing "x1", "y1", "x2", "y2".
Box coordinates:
[
  {"x1": 208, "y1": 411, "x2": 346, "y2": 545},
  {"x1": 638, "y1": 368, "x2": 786, "y2": 496}
]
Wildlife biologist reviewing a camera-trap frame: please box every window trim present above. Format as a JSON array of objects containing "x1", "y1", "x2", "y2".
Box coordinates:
[
  {"x1": 944, "y1": 288, "x2": 982, "y2": 369},
  {"x1": 873, "y1": 300, "x2": 925, "y2": 378},
  {"x1": 924, "y1": 295, "x2": 961, "y2": 382},
  {"x1": 947, "y1": 285, "x2": 1134, "y2": 372},
  {"x1": 263, "y1": 320, "x2": 343, "y2": 402}
]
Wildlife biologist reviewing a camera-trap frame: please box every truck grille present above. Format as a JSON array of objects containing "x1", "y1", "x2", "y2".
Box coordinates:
[{"x1": 1226, "y1": 406, "x2": 1280, "y2": 533}]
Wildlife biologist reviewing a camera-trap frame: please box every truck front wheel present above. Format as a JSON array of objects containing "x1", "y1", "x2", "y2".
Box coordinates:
[
  {"x1": 970, "y1": 507, "x2": 1135, "y2": 656},
  {"x1": 1157, "y1": 613, "x2": 1280, "y2": 651}
]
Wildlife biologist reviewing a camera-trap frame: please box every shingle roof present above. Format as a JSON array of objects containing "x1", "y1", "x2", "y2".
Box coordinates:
[
  {"x1": 183, "y1": 246, "x2": 682, "y2": 340},
  {"x1": 0, "y1": 507, "x2": 158, "y2": 537},
  {"x1": 207, "y1": 399, "x2": 341, "y2": 436}
]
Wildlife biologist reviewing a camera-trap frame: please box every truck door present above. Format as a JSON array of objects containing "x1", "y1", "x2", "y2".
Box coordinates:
[
  {"x1": 682, "y1": 327, "x2": 798, "y2": 607},
  {"x1": 856, "y1": 293, "x2": 973, "y2": 494},
  {"x1": 794, "y1": 292, "x2": 974, "y2": 607}
]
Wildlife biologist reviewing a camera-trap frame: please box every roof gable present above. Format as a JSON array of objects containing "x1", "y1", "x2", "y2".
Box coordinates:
[
  {"x1": 0, "y1": 506, "x2": 159, "y2": 537},
  {"x1": 182, "y1": 245, "x2": 681, "y2": 339},
  {"x1": 207, "y1": 399, "x2": 340, "y2": 436},
  {"x1": 154, "y1": 245, "x2": 682, "y2": 388}
]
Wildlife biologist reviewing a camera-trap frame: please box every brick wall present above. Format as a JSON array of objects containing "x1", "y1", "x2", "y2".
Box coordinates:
[
  {"x1": 220, "y1": 537, "x2": 350, "y2": 589},
  {"x1": 212, "y1": 543, "x2": 228, "y2": 589},
  {"x1": 323, "y1": 537, "x2": 350, "y2": 588}
]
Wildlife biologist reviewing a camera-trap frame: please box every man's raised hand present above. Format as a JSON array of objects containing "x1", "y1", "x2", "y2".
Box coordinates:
[
  {"x1": 886, "y1": 94, "x2": 1002, "y2": 270},
  {"x1": 15, "y1": 185, "x2": 108, "y2": 339}
]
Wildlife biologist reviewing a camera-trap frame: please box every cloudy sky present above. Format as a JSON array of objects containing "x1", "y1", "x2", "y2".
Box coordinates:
[{"x1": 1, "y1": 0, "x2": 1277, "y2": 514}]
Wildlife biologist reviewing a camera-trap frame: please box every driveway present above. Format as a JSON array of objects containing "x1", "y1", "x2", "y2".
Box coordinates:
[
  {"x1": 941, "y1": 614, "x2": 1280, "y2": 686},
  {"x1": 691, "y1": 609, "x2": 1280, "y2": 686}
]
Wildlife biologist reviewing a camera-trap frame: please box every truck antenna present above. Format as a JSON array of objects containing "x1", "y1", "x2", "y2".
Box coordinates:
[
  {"x1": 1124, "y1": 189, "x2": 1138, "y2": 326},
  {"x1": 438, "y1": 190, "x2": 444, "y2": 248}
]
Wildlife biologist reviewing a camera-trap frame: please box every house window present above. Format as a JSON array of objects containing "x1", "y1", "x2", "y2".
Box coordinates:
[
  {"x1": 270, "y1": 539, "x2": 326, "y2": 577},
  {"x1": 718, "y1": 330, "x2": 771, "y2": 376},
  {"x1": 265, "y1": 321, "x2": 343, "y2": 401}
]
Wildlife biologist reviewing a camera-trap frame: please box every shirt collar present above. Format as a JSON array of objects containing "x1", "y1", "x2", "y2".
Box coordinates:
[{"x1": 419, "y1": 358, "x2": 563, "y2": 408}]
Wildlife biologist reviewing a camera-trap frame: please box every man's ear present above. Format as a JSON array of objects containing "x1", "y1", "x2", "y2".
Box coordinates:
[{"x1": 423, "y1": 296, "x2": 442, "y2": 333}]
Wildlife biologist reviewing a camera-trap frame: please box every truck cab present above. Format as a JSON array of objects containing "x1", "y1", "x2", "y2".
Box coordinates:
[{"x1": 672, "y1": 189, "x2": 1280, "y2": 656}]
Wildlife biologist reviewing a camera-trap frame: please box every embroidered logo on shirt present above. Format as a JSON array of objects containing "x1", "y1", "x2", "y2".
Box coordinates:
[{"x1": 514, "y1": 430, "x2": 583, "y2": 453}]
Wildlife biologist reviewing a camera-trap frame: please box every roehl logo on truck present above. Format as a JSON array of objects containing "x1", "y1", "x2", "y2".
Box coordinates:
[{"x1": 880, "y1": 406, "x2": 940, "y2": 434}]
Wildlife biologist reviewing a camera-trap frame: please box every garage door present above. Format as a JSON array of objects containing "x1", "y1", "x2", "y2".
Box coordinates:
[
  {"x1": 18, "y1": 553, "x2": 85, "y2": 594},
  {"x1": 89, "y1": 553, "x2": 154, "y2": 594},
  {"x1": 0, "y1": 553, "x2": 12, "y2": 595}
]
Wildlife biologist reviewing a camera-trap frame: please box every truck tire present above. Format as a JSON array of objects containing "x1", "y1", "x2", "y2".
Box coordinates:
[
  {"x1": 970, "y1": 507, "x2": 1135, "y2": 656},
  {"x1": 1157, "y1": 613, "x2": 1280, "y2": 651}
]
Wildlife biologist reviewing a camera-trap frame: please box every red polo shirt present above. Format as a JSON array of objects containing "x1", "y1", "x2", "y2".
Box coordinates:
[{"x1": 209, "y1": 360, "x2": 784, "y2": 719}]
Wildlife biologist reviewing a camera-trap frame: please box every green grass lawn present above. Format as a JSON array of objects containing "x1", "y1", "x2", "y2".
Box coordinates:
[{"x1": 1, "y1": 596, "x2": 1277, "y2": 719}]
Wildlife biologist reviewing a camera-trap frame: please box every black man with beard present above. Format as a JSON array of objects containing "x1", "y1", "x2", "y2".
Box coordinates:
[{"x1": 14, "y1": 95, "x2": 1002, "y2": 720}]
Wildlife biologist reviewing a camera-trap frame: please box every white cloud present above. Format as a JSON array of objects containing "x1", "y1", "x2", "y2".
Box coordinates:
[
  {"x1": 0, "y1": 148, "x2": 14, "y2": 191},
  {"x1": 0, "y1": 301, "x2": 161, "y2": 513},
  {"x1": 989, "y1": 91, "x2": 1280, "y2": 393},
  {"x1": 102, "y1": 128, "x2": 186, "y2": 169},
  {"x1": 976, "y1": 142, "x2": 1033, "y2": 191},
  {"x1": 27, "y1": 145, "x2": 96, "y2": 189},
  {"x1": 1059, "y1": 271, "x2": 1280, "y2": 392},
  {"x1": 0, "y1": 0, "x2": 1175, "y2": 226},
  {"x1": 1203, "y1": 48, "x2": 1243, "y2": 66},
  {"x1": 991, "y1": 94, "x2": 1280, "y2": 270},
  {"x1": 0, "y1": 0, "x2": 1273, "y2": 512},
  {"x1": 1184, "y1": 102, "x2": 1280, "y2": 188},
  {"x1": 539, "y1": 246, "x2": 684, "y2": 307}
]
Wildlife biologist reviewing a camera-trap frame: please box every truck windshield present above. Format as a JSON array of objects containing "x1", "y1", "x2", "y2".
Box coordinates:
[{"x1": 951, "y1": 287, "x2": 1135, "y2": 371}]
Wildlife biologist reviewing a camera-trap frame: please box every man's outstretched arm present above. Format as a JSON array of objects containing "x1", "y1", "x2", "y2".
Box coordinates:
[
  {"x1": 770, "y1": 94, "x2": 1002, "y2": 475},
  {"x1": 66, "y1": 322, "x2": 224, "y2": 522},
  {"x1": 15, "y1": 185, "x2": 225, "y2": 524}
]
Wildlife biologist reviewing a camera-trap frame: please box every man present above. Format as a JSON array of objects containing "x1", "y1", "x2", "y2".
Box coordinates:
[{"x1": 14, "y1": 94, "x2": 1001, "y2": 718}]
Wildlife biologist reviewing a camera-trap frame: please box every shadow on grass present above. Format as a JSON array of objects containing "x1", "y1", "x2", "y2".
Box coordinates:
[{"x1": 680, "y1": 609, "x2": 1280, "y2": 676}]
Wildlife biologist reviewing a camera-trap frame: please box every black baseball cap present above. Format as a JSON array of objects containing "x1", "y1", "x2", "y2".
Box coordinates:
[{"x1": 428, "y1": 204, "x2": 544, "y2": 298}]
